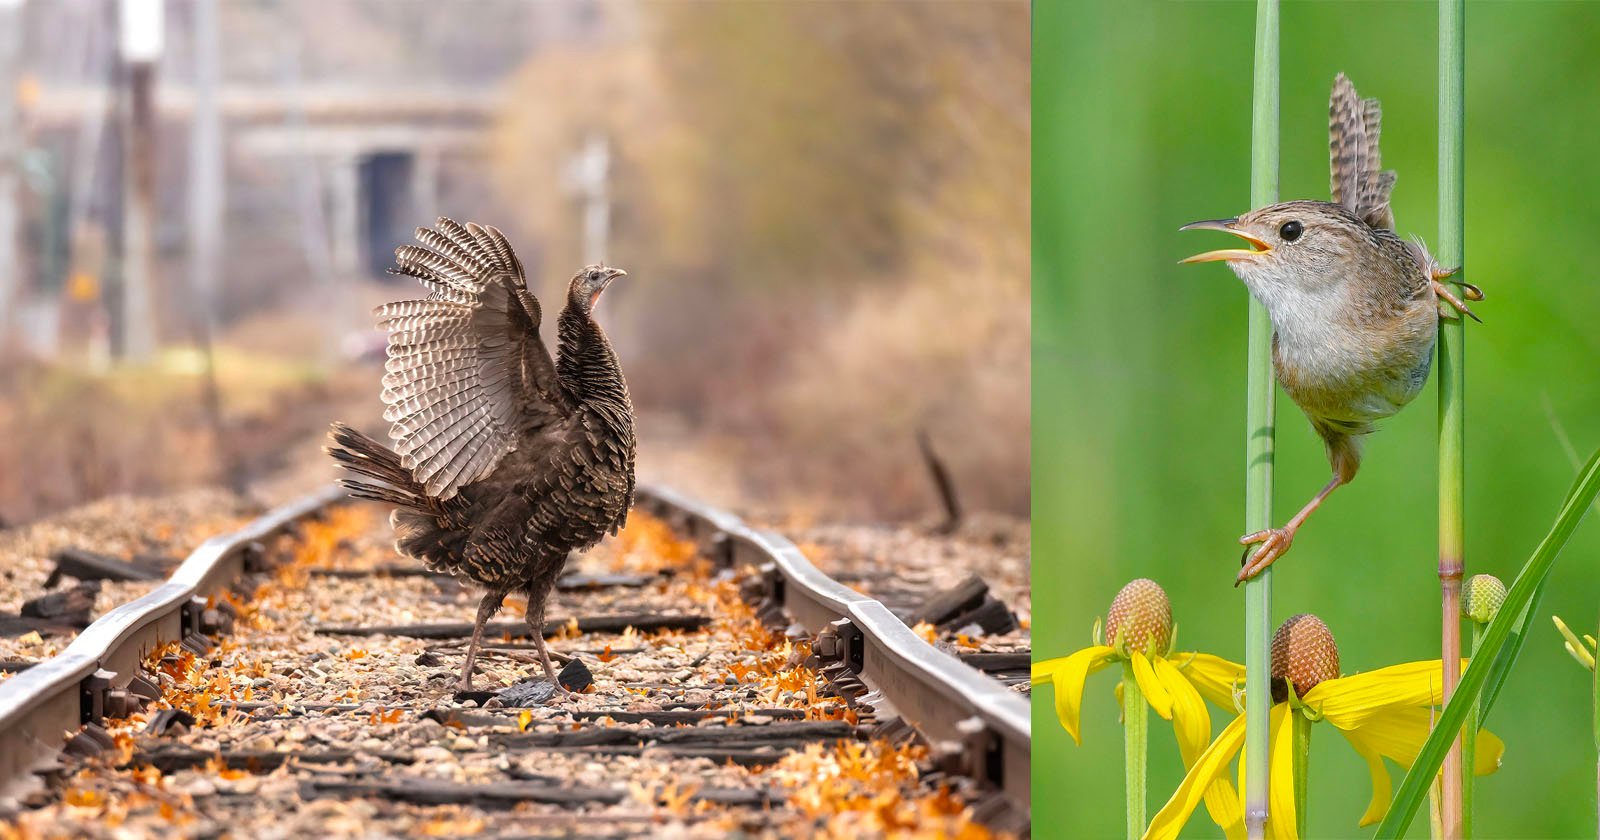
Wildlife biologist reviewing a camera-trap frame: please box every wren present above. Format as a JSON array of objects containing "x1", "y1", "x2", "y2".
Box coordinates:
[{"x1": 1180, "y1": 73, "x2": 1482, "y2": 584}]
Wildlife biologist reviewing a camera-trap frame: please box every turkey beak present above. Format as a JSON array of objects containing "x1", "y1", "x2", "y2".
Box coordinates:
[
  {"x1": 1179, "y1": 218, "x2": 1272, "y2": 264},
  {"x1": 603, "y1": 268, "x2": 627, "y2": 284}
]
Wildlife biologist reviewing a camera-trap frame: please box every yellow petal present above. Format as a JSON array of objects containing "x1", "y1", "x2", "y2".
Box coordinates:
[
  {"x1": 1144, "y1": 714, "x2": 1247, "y2": 840},
  {"x1": 1154, "y1": 657, "x2": 1245, "y2": 840},
  {"x1": 1033, "y1": 651, "x2": 1092, "y2": 685},
  {"x1": 1339, "y1": 728, "x2": 1394, "y2": 827},
  {"x1": 1134, "y1": 653, "x2": 1174, "y2": 719},
  {"x1": 1472, "y1": 726, "x2": 1506, "y2": 776},
  {"x1": 1031, "y1": 657, "x2": 1063, "y2": 685},
  {"x1": 1267, "y1": 704, "x2": 1298, "y2": 840},
  {"x1": 1169, "y1": 652, "x2": 1246, "y2": 712},
  {"x1": 1154, "y1": 657, "x2": 1210, "y2": 762},
  {"x1": 1042, "y1": 646, "x2": 1117, "y2": 744},
  {"x1": 1308, "y1": 660, "x2": 1471, "y2": 729},
  {"x1": 1337, "y1": 704, "x2": 1503, "y2": 778},
  {"x1": 1343, "y1": 705, "x2": 1433, "y2": 766}
]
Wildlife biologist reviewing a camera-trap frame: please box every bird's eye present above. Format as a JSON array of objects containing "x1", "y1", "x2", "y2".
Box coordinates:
[{"x1": 1279, "y1": 220, "x2": 1303, "y2": 242}]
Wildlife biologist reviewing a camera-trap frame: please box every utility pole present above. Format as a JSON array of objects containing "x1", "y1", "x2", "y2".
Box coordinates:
[
  {"x1": 0, "y1": 0, "x2": 23, "y2": 353},
  {"x1": 566, "y1": 133, "x2": 610, "y2": 265},
  {"x1": 118, "y1": 0, "x2": 160, "y2": 362},
  {"x1": 187, "y1": 0, "x2": 221, "y2": 331},
  {"x1": 187, "y1": 0, "x2": 245, "y2": 496}
]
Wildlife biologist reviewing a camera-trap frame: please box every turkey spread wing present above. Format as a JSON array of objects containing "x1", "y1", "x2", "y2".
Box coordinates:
[{"x1": 377, "y1": 218, "x2": 571, "y2": 499}]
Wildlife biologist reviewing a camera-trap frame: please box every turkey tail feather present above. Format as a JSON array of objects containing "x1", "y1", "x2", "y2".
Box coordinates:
[{"x1": 326, "y1": 422, "x2": 432, "y2": 512}]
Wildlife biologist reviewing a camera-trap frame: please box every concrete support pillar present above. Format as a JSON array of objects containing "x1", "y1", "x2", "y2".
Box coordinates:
[{"x1": 0, "y1": 0, "x2": 24, "y2": 352}]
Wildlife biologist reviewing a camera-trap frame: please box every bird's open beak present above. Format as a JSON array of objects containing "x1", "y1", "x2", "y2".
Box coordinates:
[{"x1": 1179, "y1": 218, "x2": 1272, "y2": 264}]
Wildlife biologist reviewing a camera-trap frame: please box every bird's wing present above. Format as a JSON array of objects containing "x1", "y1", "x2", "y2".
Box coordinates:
[
  {"x1": 1329, "y1": 73, "x2": 1397, "y2": 230},
  {"x1": 377, "y1": 218, "x2": 568, "y2": 499}
]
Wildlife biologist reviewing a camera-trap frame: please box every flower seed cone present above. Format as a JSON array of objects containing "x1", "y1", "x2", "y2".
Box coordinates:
[
  {"x1": 1462, "y1": 574, "x2": 1508, "y2": 624},
  {"x1": 1271, "y1": 613, "x2": 1340, "y2": 703},
  {"x1": 1105, "y1": 578, "x2": 1173, "y2": 658}
]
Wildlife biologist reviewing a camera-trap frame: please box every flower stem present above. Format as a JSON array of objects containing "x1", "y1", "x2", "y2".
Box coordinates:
[
  {"x1": 1462, "y1": 621, "x2": 1484, "y2": 838},
  {"x1": 1292, "y1": 711, "x2": 1312, "y2": 838},
  {"x1": 1244, "y1": 1, "x2": 1280, "y2": 838},
  {"x1": 1437, "y1": 0, "x2": 1467, "y2": 837},
  {"x1": 1123, "y1": 660, "x2": 1148, "y2": 840}
]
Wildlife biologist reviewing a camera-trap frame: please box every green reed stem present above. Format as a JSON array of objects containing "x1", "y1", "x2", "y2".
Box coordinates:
[
  {"x1": 1377, "y1": 448, "x2": 1600, "y2": 839},
  {"x1": 1244, "y1": 1, "x2": 1279, "y2": 837},
  {"x1": 1123, "y1": 661, "x2": 1148, "y2": 840},
  {"x1": 1462, "y1": 620, "x2": 1484, "y2": 838},
  {"x1": 1438, "y1": 0, "x2": 1467, "y2": 836}
]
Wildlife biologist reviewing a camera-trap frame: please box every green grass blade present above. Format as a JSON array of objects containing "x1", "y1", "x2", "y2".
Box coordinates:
[
  {"x1": 1374, "y1": 447, "x2": 1600, "y2": 839},
  {"x1": 1477, "y1": 564, "x2": 1553, "y2": 721}
]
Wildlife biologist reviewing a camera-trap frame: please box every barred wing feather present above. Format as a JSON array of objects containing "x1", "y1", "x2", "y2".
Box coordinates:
[{"x1": 377, "y1": 218, "x2": 564, "y2": 499}]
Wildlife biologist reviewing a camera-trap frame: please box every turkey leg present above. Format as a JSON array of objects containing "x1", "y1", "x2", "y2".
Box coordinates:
[
  {"x1": 523, "y1": 574, "x2": 571, "y2": 697},
  {"x1": 458, "y1": 590, "x2": 507, "y2": 692}
]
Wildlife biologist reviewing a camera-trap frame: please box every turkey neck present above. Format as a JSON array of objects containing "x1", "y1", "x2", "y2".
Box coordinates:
[{"x1": 556, "y1": 302, "x2": 632, "y2": 426}]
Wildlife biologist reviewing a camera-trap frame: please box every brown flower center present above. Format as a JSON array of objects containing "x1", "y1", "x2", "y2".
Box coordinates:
[
  {"x1": 1104, "y1": 578, "x2": 1173, "y2": 658},
  {"x1": 1271, "y1": 614, "x2": 1340, "y2": 703}
]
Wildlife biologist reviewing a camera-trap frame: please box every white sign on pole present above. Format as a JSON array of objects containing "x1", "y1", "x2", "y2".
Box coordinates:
[{"x1": 119, "y1": 0, "x2": 164, "y2": 62}]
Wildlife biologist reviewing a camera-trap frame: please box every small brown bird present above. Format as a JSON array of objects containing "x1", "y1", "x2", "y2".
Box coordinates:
[
  {"x1": 1180, "y1": 74, "x2": 1481, "y2": 584},
  {"x1": 327, "y1": 218, "x2": 636, "y2": 693}
]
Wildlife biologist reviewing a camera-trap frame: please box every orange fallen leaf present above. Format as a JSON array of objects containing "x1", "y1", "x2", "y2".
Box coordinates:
[{"x1": 63, "y1": 788, "x2": 102, "y2": 808}]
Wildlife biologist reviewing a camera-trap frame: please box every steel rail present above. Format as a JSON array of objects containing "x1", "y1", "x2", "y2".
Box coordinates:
[
  {"x1": 0, "y1": 481, "x2": 1029, "y2": 821},
  {"x1": 635, "y1": 484, "x2": 1031, "y2": 814},
  {"x1": 0, "y1": 485, "x2": 345, "y2": 800}
]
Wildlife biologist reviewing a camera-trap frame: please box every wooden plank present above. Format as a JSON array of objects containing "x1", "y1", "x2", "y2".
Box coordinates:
[
  {"x1": 957, "y1": 651, "x2": 1031, "y2": 671},
  {"x1": 905, "y1": 574, "x2": 988, "y2": 627},
  {"x1": 297, "y1": 777, "x2": 778, "y2": 808},
  {"x1": 309, "y1": 567, "x2": 656, "y2": 591},
  {"x1": 494, "y1": 719, "x2": 855, "y2": 750},
  {"x1": 316, "y1": 613, "x2": 710, "y2": 640},
  {"x1": 45, "y1": 548, "x2": 165, "y2": 586},
  {"x1": 128, "y1": 746, "x2": 417, "y2": 774}
]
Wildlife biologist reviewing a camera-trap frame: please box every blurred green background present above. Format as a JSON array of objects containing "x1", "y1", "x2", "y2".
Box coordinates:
[{"x1": 1034, "y1": 1, "x2": 1600, "y2": 837}]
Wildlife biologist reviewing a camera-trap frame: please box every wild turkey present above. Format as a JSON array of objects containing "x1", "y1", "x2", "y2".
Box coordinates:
[{"x1": 327, "y1": 218, "x2": 635, "y2": 694}]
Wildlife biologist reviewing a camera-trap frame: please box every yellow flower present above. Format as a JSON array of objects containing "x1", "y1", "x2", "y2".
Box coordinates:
[
  {"x1": 1032, "y1": 579, "x2": 1247, "y2": 839},
  {"x1": 1145, "y1": 614, "x2": 1505, "y2": 840}
]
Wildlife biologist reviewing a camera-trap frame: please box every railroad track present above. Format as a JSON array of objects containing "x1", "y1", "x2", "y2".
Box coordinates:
[{"x1": 0, "y1": 485, "x2": 1029, "y2": 837}]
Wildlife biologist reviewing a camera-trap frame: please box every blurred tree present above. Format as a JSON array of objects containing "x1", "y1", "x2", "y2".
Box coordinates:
[{"x1": 491, "y1": 0, "x2": 1029, "y2": 519}]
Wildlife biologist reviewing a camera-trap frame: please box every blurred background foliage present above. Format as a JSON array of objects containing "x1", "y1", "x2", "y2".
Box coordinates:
[
  {"x1": 494, "y1": 1, "x2": 1029, "y2": 521},
  {"x1": 1035, "y1": 1, "x2": 1600, "y2": 837},
  {"x1": 0, "y1": 0, "x2": 1027, "y2": 526}
]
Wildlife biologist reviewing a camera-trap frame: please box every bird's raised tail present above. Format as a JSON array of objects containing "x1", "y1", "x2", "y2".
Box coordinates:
[{"x1": 325, "y1": 422, "x2": 435, "y2": 512}]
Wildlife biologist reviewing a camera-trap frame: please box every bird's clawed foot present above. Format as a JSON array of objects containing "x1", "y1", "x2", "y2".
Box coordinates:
[
  {"x1": 1431, "y1": 267, "x2": 1483, "y2": 323},
  {"x1": 1237, "y1": 527, "x2": 1297, "y2": 585}
]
